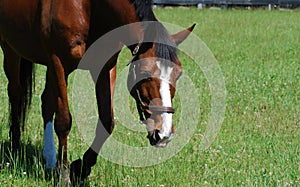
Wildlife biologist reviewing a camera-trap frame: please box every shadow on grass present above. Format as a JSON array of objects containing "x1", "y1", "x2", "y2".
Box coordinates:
[
  {"x1": 0, "y1": 140, "x2": 45, "y2": 178},
  {"x1": 0, "y1": 140, "x2": 92, "y2": 186}
]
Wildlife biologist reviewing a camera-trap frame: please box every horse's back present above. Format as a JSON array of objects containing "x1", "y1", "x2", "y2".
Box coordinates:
[{"x1": 0, "y1": 0, "x2": 90, "y2": 64}]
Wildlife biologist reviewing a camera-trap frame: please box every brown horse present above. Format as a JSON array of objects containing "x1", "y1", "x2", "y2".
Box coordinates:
[{"x1": 0, "y1": 0, "x2": 194, "y2": 184}]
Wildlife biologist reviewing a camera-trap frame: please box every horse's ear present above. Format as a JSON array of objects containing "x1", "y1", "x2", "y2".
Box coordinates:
[{"x1": 170, "y1": 24, "x2": 196, "y2": 46}]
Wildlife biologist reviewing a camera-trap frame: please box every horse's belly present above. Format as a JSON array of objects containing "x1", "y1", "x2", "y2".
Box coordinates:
[
  {"x1": 0, "y1": 0, "x2": 49, "y2": 65},
  {"x1": 0, "y1": 30, "x2": 49, "y2": 65}
]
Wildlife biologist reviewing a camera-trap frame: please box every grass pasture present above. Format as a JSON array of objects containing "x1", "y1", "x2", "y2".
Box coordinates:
[{"x1": 0, "y1": 8, "x2": 300, "y2": 186}]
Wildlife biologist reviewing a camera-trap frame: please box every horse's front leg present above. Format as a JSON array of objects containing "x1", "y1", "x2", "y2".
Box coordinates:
[
  {"x1": 70, "y1": 53, "x2": 118, "y2": 184},
  {"x1": 47, "y1": 54, "x2": 72, "y2": 183},
  {"x1": 41, "y1": 69, "x2": 57, "y2": 180}
]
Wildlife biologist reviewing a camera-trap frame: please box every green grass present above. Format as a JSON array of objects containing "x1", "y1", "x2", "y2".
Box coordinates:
[{"x1": 1, "y1": 8, "x2": 300, "y2": 186}]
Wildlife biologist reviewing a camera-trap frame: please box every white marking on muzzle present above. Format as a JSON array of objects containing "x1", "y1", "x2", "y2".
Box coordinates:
[{"x1": 156, "y1": 61, "x2": 173, "y2": 139}]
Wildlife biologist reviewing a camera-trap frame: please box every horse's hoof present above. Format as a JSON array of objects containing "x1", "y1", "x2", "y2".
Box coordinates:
[
  {"x1": 70, "y1": 159, "x2": 83, "y2": 185},
  {"x1": 61, "y1": 166, "x2": 71, "y2": 186},
  {"x1": 52, "y1": 165, "x2": 71, "y2": 186},
  {"x1": 45, "y1": 168, "x2": 57, "y2": 181},
  {"x1": 70, "y1": 159, "x2": 91, "y2": 186}
]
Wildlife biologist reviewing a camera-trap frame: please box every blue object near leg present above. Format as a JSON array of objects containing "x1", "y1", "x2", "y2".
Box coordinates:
[{"x1": 43, "y1": 121, "x2": 57, "y2": 169}]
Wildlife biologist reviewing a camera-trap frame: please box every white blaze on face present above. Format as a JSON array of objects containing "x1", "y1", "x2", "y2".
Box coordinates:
[{"x1": 156, "y1": 61, "x2": 173, "y2": 139}]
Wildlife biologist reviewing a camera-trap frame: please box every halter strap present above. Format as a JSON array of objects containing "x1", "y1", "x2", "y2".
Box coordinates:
[
  {"x1": 127, "y1": 39, "x2": 143, "y2": 66},
  {"x1": 132, "y1": 42, "x2": 142, "y2": 55},
  {"x1": 136, "y1": 88, "x2": 175, "y2": 115}
]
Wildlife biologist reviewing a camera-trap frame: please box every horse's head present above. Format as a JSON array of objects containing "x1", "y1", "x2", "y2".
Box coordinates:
[{"x1": 127, "y1": 23, "x2": 195, "y2": 147}]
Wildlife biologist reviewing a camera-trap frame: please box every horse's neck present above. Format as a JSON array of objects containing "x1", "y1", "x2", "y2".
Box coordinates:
[{"x1": 89, "y1": 0, "x2": 150, "y2": 47}]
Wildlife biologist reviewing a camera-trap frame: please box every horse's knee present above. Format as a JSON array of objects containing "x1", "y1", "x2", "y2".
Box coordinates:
[{"x1": 54, "y1": 111, "x2": 72, "y2": 137}]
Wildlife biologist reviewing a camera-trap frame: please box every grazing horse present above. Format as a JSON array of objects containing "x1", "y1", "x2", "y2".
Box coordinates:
[{"x1": 0, "y1": 0, "x2": 194, "y2": 183}]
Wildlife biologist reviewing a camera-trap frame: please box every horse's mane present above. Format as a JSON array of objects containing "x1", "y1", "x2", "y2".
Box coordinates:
[
  {"x1": 130, "y1": 0, "x2": 178, "y2": 64},
  {"x1": 130, "y1": 0, "x2": 157, "y2": 21},
  {"x1": 154, "y1": 25, "x2": 178, "y2": 64}
]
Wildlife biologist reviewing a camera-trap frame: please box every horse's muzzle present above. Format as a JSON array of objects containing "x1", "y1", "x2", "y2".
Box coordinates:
[{"x1": 147, "y1": 130, "x2": 173, "y2": 148}]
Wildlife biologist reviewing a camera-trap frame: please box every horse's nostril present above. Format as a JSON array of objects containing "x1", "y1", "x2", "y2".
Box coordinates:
[
  {"x1": 147, "y1": 130, "x2": 173, "y2": 147},
  {"x1": 155, "y1": 133, "x2": 173, "y2": 148},
  {"x1": 147, "y1": 130, "x2": 161, "y2": 146}
]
